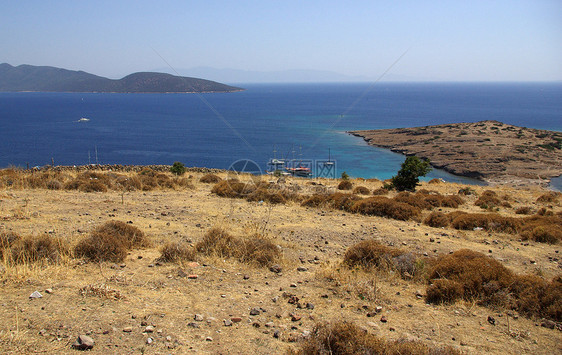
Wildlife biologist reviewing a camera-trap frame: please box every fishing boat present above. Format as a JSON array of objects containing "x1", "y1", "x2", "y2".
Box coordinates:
[{"x1": 285, "y1": 165, "x2": 312, "y2": 177}]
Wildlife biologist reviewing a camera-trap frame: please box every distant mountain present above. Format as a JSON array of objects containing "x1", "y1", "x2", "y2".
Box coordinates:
[
  {"x1": 0, "y1": 63, "x2": 243, "y2": 93},
  {"x1": 153, "y1": 66, "x2": 419, "y2": 84}
]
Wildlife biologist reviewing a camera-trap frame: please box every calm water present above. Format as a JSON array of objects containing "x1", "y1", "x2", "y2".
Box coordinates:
[{"x1": 1, "y1": 83, "x2": 561, "y2": 186}]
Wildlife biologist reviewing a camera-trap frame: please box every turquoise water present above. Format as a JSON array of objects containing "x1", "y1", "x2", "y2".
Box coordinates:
[{"x1": 0, "y1": 83, "x2": 560, "y2": 185}]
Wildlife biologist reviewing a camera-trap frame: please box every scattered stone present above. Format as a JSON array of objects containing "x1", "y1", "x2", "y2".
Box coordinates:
[
  {"x1": 272, "y1": 296, "x2": 279, "y2": 303},
  {"x1": 306, "y1": 303, "x2": 315, "y2": 310},
  {"x1": 487, "y1": 316, "x2": 496, "y2": 325},
  {"x1": 146, "y1": 337, "x2": 153, "y2": 345},
  {"x1": 205, "y1": 336, "x2": 213, "y2": 341},
  {"x1": 243, "y1": 274, "x2": 250, "y2": 280},
  {"x1": 187, "y1": 322, "x2": 200, "y2": 328},
  {"x1": 265, "y1": 322, "x2": 275, "y2": 328},
  {"x1": 273, "y1": 330, "x2": 281, "y2": 338},
  {"x1": 29, "y1": 291, "x2": 42, "y2": 299},
  {"x1": 188, "y1": 274, "x2": 198, "y2": 279},
  {"x1": 194, "y1": 314, "x2": 204, "y2": 321},
  {"x1": 252, "y1": 322, "x2": 261, "y2": 328},
  {"x1": 366, "y1": 312, "x2": 377, "y2": 318},
  {"x1": 297, "y1": 267, "x2": 308, "y2": 272},
  {"x1": 375, "y1": 306, "x2": 383, "y2": 313},
  {"x1": 415, "y1": 290, "x2": 423, "y2": 299},
  {"x1": 389, "y1": 327, "x2": 396, "y2": 331},
  {"x1": 250, "y1": 308, "x2": 261, "y2": 316},
  {"x1": 380, "y1": 316, "x2": 388, "y2": 323},
  {"x1": 290, "y1": 313, "x2": 302, "y2": 322},
  {"x1": 72, "y1": 335, "x2": 94, "y2": 350},
  {"x1": 223, "y1": 319, "x2": 233, "y2": 326},
  {"x1": 45, "y1": 288, "x2": 53, "y2": 294},
  {"x1": 123, "y1": 326, "x2": 133, "y2": 333},
  {"x1": 290, "y1": 283, "x2": 297, "y2": 288},
  {"x1": 231, "y1": 317, "x2": 242, "y2": 323},
  {"x1": 269, "y1": 264, "x2": 282, "y2": 273},
  {"x1": 145, "y1": 325, "x2": 154, "y2": 333}
]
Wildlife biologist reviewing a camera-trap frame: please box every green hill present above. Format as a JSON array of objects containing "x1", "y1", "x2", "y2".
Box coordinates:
[{"x1": 0, "y1": 63, "x2": 243, "y2": 93}]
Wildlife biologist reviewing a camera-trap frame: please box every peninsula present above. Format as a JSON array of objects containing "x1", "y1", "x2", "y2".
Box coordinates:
[
  {"x1": 0, "y1": 63, "x2": 243, "y2": 93},
  {"x1": 350, "y1": 120, "x2": 562, "y2": 186}
]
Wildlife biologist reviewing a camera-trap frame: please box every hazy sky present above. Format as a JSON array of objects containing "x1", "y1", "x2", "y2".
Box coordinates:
[{"x1": 1, "y1": 0, "x2": 561, "y2": 81}]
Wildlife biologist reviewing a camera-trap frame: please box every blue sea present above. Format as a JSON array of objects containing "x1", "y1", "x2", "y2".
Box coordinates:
[{"x1": 1, "y1": 83, "x2": 561, "y2": 188}]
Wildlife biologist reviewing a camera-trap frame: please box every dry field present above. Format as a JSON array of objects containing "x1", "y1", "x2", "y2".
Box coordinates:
[{"x1": 0, "y1": 167, "x2": 560, "y2": 354}]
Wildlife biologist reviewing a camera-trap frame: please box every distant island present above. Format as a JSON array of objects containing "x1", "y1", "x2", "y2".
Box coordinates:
[
  {"x1": 0, "y1": 63, "x2": 244, "y2": 93},
  {"x1": 350, "y1": 120, "x2": 562, "y2": 186}
]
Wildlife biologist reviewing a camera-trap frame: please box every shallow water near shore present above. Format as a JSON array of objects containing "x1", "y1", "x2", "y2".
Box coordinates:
[{"x1": 1, "y1": 83, "x2": 560, "y2": 185}]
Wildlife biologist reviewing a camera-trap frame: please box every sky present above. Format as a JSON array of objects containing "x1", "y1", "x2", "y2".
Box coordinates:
[{"x1": 1, "y1": 0, "x2": 561, "y2": 82}]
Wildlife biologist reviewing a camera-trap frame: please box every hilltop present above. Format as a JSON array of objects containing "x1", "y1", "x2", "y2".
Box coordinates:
[
  {"x1": 350, "y1": 120, "x2": 562, "y2": 187},
  {"x1": 0, "y1": 63, "x2": 243, "y2": 93},
  {"x1": 0, "y1": 166, "x2": 560, "y2": 354}
]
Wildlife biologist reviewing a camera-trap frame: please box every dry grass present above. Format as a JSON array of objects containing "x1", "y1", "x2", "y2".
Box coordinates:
[
  {"x1": 74, "y1": 221, "x2": 150, "y2": 262},
  {"x1": 352, "y1": 186, "x2": 371, "y2": 195},
  {"x1": 536, "y1": 191, "x2": 560, "y2": 204},
  {"x1": 337, "y1": 180, "x2": 353, "y2": 191},
  {"x1": 157, "y1": 241, "x2": 197, "y2": 263},
  {"x1": 195, "y1": 227, "x2": 280, "y2": 267},
  {"x1": 520, "y1": 215, "x2": 562, "y2": 244},
  {"x1": 293, "y1": 321, "x2": 462, "y2": 355},
  {"x1": 1, "y1": 232, "x2": 69, "y2": 266},
  {"x1": 79, "y1": 283, "x2": 124, "y2": 300},
  {"x1": 351, "y1": 197, "x2": 421, "y2": 221}
]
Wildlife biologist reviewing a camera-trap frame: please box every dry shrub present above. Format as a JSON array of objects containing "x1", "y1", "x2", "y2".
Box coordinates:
[
  {"x1": 451, "y1": 213, "x2": 520, "y2": 234},
  {"x1": 329, "y1": 193, "x2": 363, "y2": 211},
  {"x1": 424, "y1": 211, "x2": 450, "y2": 228},
  {"x1": 343, "y1": 240, "x2": 404, "y2": 270},
  {"x1": 115, "y1": 175, "x2": 142, "y2": 191},
  {"x1": 158, "y1": 242, "x2": 196, "y2": 263},
  {"x1": 195, "y1": 228, "x2": 279, "y2": 266},
  {"x1": 509, "y1": 275, "x2": 562, "y2": 321},
  {"x1": 536, "y1": 207, "x2": 554, "y2": 216},
  {"x1": 247, "y1": 188, "x2": 287, "y2": 204},
  {"x1": 301, "y1": 194, "x2": 329, "y2": 208},
  {"x1": 46, "y1": 179, "x2": 62, "y2": 190},
  {"x1": 520, "y1": 215, "x2": 562, "y2": 244},
  {"x1": 515, "y1": 206, "x2": 533, "y2": 215},
  {"x1": 351, "y1": 197, "x2": 421, "y2": 221},
  {"x1": 0, "y1": 168, "x2": 25, "y2": 189},
  {"x1": 426, "y1": 249, "x2": 514, "y2": 305},
  {"x1": 78, "y1": 179, "x2": 108, "y2": 192},
  {"x1": 200, "y1": 173, "x2": 222, "y2": 183},
  {"x1": 294, "y1": 321, "x2": 461, "y2": 355},
  {"x1": 352, "y1": 186, "x2": 370, "y2": 195},
  {"x1": 337, "y1": 180, "x2": 353, "y2": 190},
  {"x1": 393, "y1": 191, "x2": 432, "y2": 210},
  {"x1": 394, "y1": 191, "x2": 463, "y2": 210},
  {"x1": 211, "y1": 180, "x2": 257, "y2": 198},
  {"x1": 75, "y1": 221, "x2": 150, "y2": 262},
  {"x1": 173, "y1": 177, "x2": 195, "y2": 189},
  {"x1": 536, "y1": 191, "x2": 560, "y2": 204},
  {"x1": 372, "y1": 187, "x2": 389, "y2": 195},
  {"x1": 428, "y1": 178, "x2": 442, "y2": 184},
  {"x1": 2, "y1": 233, "x2": 69, "y2": 265},
  {"x1": 426, "y1": 279, "x2": 464, "y2": 304},
  {"x1": 458, "y1": 187, "x2": 475, "y2": 195}
]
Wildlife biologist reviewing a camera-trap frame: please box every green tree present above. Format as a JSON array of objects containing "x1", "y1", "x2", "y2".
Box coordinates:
[
  {"x1": 341, "y1": 171, "x2": 350, "y2": 180},
  {"x1": 391, "y1": 156, "x2": 432, "y2": 191},
  {"x1": 170, "y1": 161, "x2": 186, "y2": 176}
]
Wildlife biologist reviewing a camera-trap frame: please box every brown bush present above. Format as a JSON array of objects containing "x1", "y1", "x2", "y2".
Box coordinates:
[
  {"x1": 343, "y1": 240, "x2": 403, "y2": 269},
  {"x1": 301, "y1": 194, "x2": 329, "y2": 208},
  {"x1": 158, "y1": 242, "x2": 196, "y2": 263},
  {"x1": 46, "y1": 179, "x2": 62, "y2": 190},
  {"x1": 352, "y1": 186, "x2": 370, "y2": 195},
  {"x1": 115, "y1": 175, "x2": 142, "y2": 191},
  {"x1": 424, "y1": 211, "x2": 450, "y2": 228},
  {"x1": 510, "y1": 275, "x2": 562, "y2": 321},
  {"x1": 3, "y1": 234, "x2": 69, "y2": 265},
  {"x1": 451, "y1": 213, "x2": 521, "y2": 234},
  {"x1": 515, "y1": 206, "x2": 533, "y2": 215},
  {"x1": 372, "y1": 187, "x2": 389, "y2": 195},
  {"x1": 536, "y1": 191, "x2": 560, "y2": 204},
  {"x1": 337, "y1": 180, "x2": 353, "y2": 190},
  {"x1": 294, "y1": 321, "x2": 461, "y2": 355},
  {"x1": 536, "y1": 207, "x2": 554, "y2": 216},
  {"x1": 428, "y1": 178, "x2": 442, "y2": 184},
  {"x1": 520, "y1": 215, "x2": 562, "y2": 244},
  {"x1": 75, "y1": 221, "x2": 149, "y2": 262},
  {"x1": 393, "y1": 191, "x2": 432, "y2": 210},
  {"x1": 247, "y1": 188, "x2": 287, "y2": 204},
  {"x1": 426, "y1": 279, "x2": 464, "y2": 304},
  {"x1": 211, "y1": 180, "x2": 257, "y2": 198},
  {"x1": 196, "y1": 228, "x2": 279, "y2": 266},
  {"x1": 78, "y1": 179, "x2": 108, "y2": 192},
  {"x1": 426, "y1": 249, "x2": 514, "y2": 305},
  {"x1": 351, "y1": 197, "x2": 421, "y2": 221},
  {"x1": 475, "y1": 192, "x2": 502, "y2": 209},
  {"x1": 328, "y1": 193, "x2": 363, "y2": 211},
  {"x1": 200, "y1": 173, "x2": 222, "y2": 184}
]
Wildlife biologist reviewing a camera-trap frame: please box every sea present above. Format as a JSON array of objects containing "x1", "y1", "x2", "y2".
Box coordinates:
[{"x1": 1, "y1": 82, "x2": 561, "y2": 189}]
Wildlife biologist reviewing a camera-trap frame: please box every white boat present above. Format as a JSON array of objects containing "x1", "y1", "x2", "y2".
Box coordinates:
[{"x1": 76, "y1": 117, "x2": 90, "y2": 122}]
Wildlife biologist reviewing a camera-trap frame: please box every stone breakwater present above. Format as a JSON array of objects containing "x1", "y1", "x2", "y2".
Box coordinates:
[{"x1": 25, "y1": 164, "x2": 226, "y2": 174}]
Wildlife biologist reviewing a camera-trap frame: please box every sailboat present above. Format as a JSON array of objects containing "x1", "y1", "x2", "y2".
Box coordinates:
[
  {"x1": 285, "y1": 145, "x2": 312, "y2": 177},
  {"x1": 324, "y1": 148, "x2": 335, "y2": 166}
]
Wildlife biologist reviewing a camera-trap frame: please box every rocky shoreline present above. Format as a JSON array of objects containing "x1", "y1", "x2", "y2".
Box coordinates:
[{"x1": 350, "y1": 120, "x2": 562, "y2": 187}]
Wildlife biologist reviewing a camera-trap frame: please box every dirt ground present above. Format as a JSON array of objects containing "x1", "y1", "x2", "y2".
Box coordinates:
[{"x1": 0, "y1": 171, "x2": 560, "y2": 354}]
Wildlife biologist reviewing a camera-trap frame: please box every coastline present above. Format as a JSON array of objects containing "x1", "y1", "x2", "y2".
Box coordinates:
[{"x1": 349, "y1": 120, "x2": 562, "y2": 188}]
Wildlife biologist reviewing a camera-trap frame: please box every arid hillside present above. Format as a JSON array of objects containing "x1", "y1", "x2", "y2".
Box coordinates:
[{"x1": 0, "y1": 167, "x2": 560, "y2": 354}]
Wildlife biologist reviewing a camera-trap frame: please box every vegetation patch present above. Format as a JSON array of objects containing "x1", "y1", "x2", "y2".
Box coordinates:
[
  {"x1": 74, "y1": 221, "x2": 150, "y2": 262},
  {"x1": 337, "y1": 180, "x2": 353, "y2": 190},
  {"x1": 158, "y1": 241, "x2": 197, "y2": 263},
  {"x1": 199, "y1": 173, "x2": 222, "y2": 183},
  {"x1": 293, "y1": 321, "x2": 461, "y2": 355},
  {"x1": 352, "y1": 186, "x2": 370, "y2": 195},
  {"x1": 1, "y1": 232, "x2": 69, "y2": 266},
  {"x1": 351, "y1": 197, "x2": 421, "y2": 221}
]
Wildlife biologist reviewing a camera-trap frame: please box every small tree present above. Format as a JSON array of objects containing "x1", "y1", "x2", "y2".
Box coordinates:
[
  {"x1": 170, "y1": 161, "x2": 186, "y2": 176},
  {"x1": 341, "y1": 171, "x2": 350, "y2": 180},
  {"x1": 391, "y1": 156, "x2": 432, "y2": 191}
]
